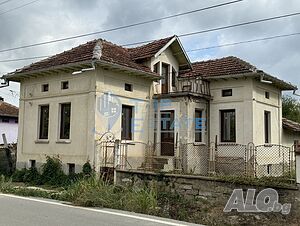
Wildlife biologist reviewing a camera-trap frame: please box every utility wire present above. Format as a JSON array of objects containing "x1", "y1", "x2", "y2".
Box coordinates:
[
  {"x1": 1, "y1": 31, "x2": 300, "y2": 63},
  {"x1": 0, "y1": 0, "x2": 14, "y2": 6},
  {"x1": 185, "y1": 32, "x2": 300, "y2": 53},
  {"x1": 0, "y1": 0, "x2": 244, "y2": 53},
  {"x1": 0, "y1": 55, "x2": 50, "y2": 62},
  {"x1": 122, "y1": 12, "x2": 300, "y2": 46},
  {"x1": 0, "y1": 0, "x2": 41, "y2": 17}
]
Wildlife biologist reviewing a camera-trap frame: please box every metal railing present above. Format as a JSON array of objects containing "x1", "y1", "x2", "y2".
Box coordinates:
[{"x1": 98, "y1": 140, "x2": 296, "y2": 183}]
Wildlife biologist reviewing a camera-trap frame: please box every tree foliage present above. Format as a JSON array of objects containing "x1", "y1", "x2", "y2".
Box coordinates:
[{"x1": 282, "y1": 95, "x2": 300, "y2": 123}]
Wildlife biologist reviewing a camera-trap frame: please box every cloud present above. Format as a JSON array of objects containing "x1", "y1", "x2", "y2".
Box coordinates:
[{"x1": 0, "y1": 0, "x2": 300, "y2": 106}]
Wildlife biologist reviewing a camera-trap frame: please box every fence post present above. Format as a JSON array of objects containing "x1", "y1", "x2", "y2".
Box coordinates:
[
  {"x1": 113, "y1": 139, "x2": 121, "y2": 185},
  {"x1": 294, "y1": 141, "x2": 300, "y2": 184}
]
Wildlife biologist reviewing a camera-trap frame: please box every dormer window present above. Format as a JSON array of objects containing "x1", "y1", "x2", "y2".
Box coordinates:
[
  {"x1": 171, "y1": 67, "x2": 176, "y2": 87},
  {"x1": 161, "y1": 63, "x2": 169, "y2": 94},
  {"x1": 153, "y1": 62, "x2": 159, "y2": 73}
]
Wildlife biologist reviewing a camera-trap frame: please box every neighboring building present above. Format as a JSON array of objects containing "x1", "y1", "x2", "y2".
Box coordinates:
[
  {"x1": 0, "y1": 97, "x2": 19, "y2": 144},
  {"x1": 282, "y1": 117, "x2": 300, "y2": 147},
  {"x1": 1, "y1": 35, "x2": 298, "y2": 173}
]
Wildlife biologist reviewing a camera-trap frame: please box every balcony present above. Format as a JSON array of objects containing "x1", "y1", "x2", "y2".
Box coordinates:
[{"x1": 154, "y1": 76, "x2": 211, "y2": 99}]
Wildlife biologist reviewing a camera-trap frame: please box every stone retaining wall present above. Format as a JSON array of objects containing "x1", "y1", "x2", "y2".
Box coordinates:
[{"x1": 116, "y1": 169, "x2": 300, "y2": 210}]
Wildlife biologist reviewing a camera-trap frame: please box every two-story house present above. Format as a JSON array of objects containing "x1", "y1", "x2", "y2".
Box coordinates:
[{"x1": 1, "y1": 35, "x2": 298, "y2": 173}]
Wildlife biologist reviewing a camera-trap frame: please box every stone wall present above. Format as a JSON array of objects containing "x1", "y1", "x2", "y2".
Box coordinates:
[{"x1": 116, "y1": 169, "x2": 300, "y2": 212}]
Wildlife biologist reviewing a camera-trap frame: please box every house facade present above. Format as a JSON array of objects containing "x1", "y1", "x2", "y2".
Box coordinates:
[
  {"x1": 2, "y1": 35, "x2": 298, "y2": 173},
  {"x1": 0, "y1": 97, "x2": 18, "y2": 144}
]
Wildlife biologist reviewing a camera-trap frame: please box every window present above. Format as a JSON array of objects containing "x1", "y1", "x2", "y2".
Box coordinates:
[
  {"x1": 60, "y1": 103, "x2": 71, "y2": 139},
  {"x1": 1, "y1": 117, "x2": 9, "y2": 123},
  {"x1": 121, "y1": 105, "x2": 133, "y2": 140},
  {"x1": 221, "y1": 110, "x2": 236, "y2": 142},
  {"x1": 125, "y1": 83, "x2": 133, "y2": 92},
  {"x1": 265, "y1": 91, "x2": 270, "y2": 99},
  {"x1": 195, "y1": 110, "x2": 203, "y2": 142},
  {"x1": 267, "y1": 164, "x2": 271, "y2": 175},
  {"x1": 161, "y1": 63, "x2": 169, "y2": 94},
  {"x1": 39, "y1": 105, "x2": 49, "y2": 139},
  {"x1": 171, "y1": 67, "x2": 176, "y2": 87},
  {"x1": 68, "y1": 163, "x2": 75, "y2": 174},
  {"x1": 264, "y1": 111, "x2": 271, "y2": 143},
  {"x1": 222, "y1": 89, "x2": 232, "y2": 97},
  {"x1": 42, "y1": 84, "x2": 49, "y2": 92},
  {"x1": 61, "y1": 81, "x2": 69, "y2": 90},
  {"x1": 29, "y1": 160, "x2": 36, "y2": 168},
  {"x1": 153, "y1": 62, "x2": 159, "y2": 73}
]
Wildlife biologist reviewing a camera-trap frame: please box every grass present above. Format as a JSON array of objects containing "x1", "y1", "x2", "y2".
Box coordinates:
[{"x1": 1, "y1": 174, "x2": 300, "y2": 226}]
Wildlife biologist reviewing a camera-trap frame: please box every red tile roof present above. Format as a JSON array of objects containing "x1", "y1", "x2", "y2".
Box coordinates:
[
  {"x1": 282, "y1": 118, "x2": 300, "y2": 132},
  {"x1": 12, "y1": 39, "x2": 157, "y2": 76},
  {"x1": 180, "y1": 56, "x2": 256, "y2": 77},
  {"x1": 128, "y1": 36, "x2": 175, "y2": 60},
  {"x1": 0, "y1": 101, "x2": 18, "y2": 117}
]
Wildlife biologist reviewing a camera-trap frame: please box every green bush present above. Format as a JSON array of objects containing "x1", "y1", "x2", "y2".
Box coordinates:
[
  {"x1": 82, "y1": 161, "x2": 93, "y2": 176},
  {"x1": 41, "y1": 156, "x2": 65, "y2": 186},
  {"x1": 11, "y1": 169, "x2": 27, "y2": 182},
  {"x1": 23, "y1": 167, "x2": 41, "y2": 185}
]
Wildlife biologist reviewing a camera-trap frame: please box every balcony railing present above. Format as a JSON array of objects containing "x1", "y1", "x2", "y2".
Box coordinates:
[{"x1": 155, "y1": 77, "x2": 210, "y2": 96}]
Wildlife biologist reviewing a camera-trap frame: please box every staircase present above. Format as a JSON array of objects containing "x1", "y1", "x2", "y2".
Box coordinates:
[{"x1": 141, "y1": 156, "x2": 171, "y2": 171}]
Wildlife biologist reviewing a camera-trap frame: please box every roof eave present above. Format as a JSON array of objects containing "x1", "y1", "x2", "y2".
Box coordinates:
[
  {"x1": 154, "y1": 36, "x2": 192, "y2": 70},
  {"x1": 3, "y1": 59, "x2": 161, "y2": 82},
  {"x1": 96, "y1": 60, "x2": 161, "y2": 81},
  {"x1": 2, "y1": 60, "x2": 93, "y2": 82},
  {"x1": 205, "y1": 72, "x2": 297, "y2": 91}
]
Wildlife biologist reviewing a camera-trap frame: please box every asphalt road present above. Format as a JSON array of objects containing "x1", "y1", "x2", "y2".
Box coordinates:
[{"x1": 0, "y1": 194, "x2": 202, "y2": 226}]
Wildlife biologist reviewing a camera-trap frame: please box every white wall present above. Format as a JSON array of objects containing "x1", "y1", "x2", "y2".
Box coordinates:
[
  {"x1": 209, "y1": 78, "x2": 254, "y2": 144},
  {"x1": 209, "y1": 77, "x2": 283, "y2": 145},
  {"x1": 94, "y1": 68, "x2": 153, "y2": 170},
  {"x1": 252, "y1": 80, "x2": 281, "y2": 145},
  {"x1": 0, "y1": 119, "x2": 18, "y2": 144},
  {"x1": 16, "y1": 71, "x2": 96, "y2": 173}
]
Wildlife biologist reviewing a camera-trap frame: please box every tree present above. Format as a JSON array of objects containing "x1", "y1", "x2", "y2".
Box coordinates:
[{"x1": 282, "y1": 95, "x2": 300, "y2": 123}]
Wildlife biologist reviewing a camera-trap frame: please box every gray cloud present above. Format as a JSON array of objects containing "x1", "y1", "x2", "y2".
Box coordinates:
[{"x1": 1, "y1": 0, "x2": 300, "y2": 105}]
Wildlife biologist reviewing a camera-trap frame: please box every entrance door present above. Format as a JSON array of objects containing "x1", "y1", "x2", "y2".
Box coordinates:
[
  {"x1": 161, "y1": 63, "x2": 169, "y2": 94},
  {"x1": 160, "y1": 110, "x2": 174, "y2": 156}
]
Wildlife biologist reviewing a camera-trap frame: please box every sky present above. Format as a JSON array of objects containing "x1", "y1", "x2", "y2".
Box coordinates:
[{"x1": 0, "y1": 0, "x2": 300, "y2": 106}]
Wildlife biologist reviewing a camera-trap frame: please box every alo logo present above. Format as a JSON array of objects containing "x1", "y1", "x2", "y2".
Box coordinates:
[{"x1": 224, "y1": 188, "x2": 291, "y2": 215}]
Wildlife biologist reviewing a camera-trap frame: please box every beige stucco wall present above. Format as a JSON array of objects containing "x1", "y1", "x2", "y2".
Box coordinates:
[
  {"x1": 209, "y1": 78, "x2": 254, "y2": 144},
  {"x1": 209, "y1": 77, "x2": 283, "y2": 146},
  {"x1": 252, "y1": 80, "x2": 282, "y2": 145},
  {"x1": 17, "y1": 71, "x2": 96, "y2": 173},
  {"x1": 94, "y1": 68, "x2": 153, "y2": 170}
]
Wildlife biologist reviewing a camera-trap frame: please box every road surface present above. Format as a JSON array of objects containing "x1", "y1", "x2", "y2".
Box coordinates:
[{"x1": 0, "y1": 194, "x2": 201, "y2": 226}]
